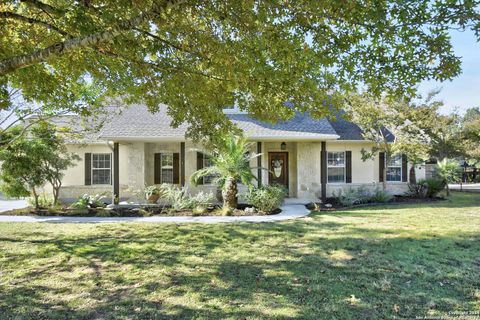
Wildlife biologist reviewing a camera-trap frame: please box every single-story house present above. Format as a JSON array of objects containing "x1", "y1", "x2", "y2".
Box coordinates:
[{"x1": 53, "y1": 104, "x2": 425, "y2": 202}]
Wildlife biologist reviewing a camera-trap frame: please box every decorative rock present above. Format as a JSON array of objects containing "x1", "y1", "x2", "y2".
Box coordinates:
[{"x1": 324, "y1": 203, "x2": 332, "y2": 208}]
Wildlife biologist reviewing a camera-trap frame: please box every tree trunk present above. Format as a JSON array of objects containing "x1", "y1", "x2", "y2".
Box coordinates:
[
  {"x1": 51, "y1": 178, "x2": 61, "y2": 205},
  {"x1": 445, "y1": 182, "x2": 450, "y2": 196},
  {"x1": 409, "y1": 164, "x2": 417, "y2": 184},
  {"x1": 31, "y1": 188, "x2": 39, "y2": 209},
  {"x1": 222, "y1": 177, "x2": 238, "y2": 212}
]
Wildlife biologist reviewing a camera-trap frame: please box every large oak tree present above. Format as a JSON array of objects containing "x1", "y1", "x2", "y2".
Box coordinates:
[{"x1": 1, "y1": 0, "x2": 479, "y2": 139}]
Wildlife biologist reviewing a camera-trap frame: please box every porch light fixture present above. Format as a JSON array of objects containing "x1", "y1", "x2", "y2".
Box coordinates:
[{"x1": 280, "y1": 142, "x2": 286, "y2": 150}]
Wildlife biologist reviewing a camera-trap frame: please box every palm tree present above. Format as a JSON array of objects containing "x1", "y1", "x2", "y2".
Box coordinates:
[
  {"x1": 436, "y1": 158, "x2": 462, "y2": 196},
  {"x1": 190, "y1": 135, "x2": 260, "y2": 212}
]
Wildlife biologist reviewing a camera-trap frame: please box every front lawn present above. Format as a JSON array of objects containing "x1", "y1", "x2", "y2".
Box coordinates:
[{"x1": 0, "y1": 192, "x2": 479, "y2": 319}]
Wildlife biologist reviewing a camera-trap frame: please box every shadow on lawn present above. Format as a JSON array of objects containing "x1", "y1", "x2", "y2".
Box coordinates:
[{"x1": 0, "y1": 218, "x2": 479, "y2": 319}]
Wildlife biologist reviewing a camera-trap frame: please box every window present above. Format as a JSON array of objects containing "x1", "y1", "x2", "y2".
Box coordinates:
[
  {"x1": 327, "y1": 152, "x2": 345, "y2": 183},
  {"x1": 386, "y1": 154, "x2": 402, "y2": 182},
  {"x1": 161, "y1": 153, "x2": 174, "y2": 184},
  {"x1": 203, "y1": 154, "x2": 215, "y2": 184},
  {"x1": 92, "y1": 153, "x2": 111, "y2": 185}
]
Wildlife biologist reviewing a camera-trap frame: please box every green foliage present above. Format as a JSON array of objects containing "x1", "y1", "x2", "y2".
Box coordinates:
[
  {"x1": 407, "y1": 178, "x2": 445, "y2": 199},
  {"x1": 144, "y1": 185, "x2": 161, "y2": 197},
  {"x1": 370, "y1": 189, "x2": 393, "y2": 203},
  {"x1": 159, "y1": 184, "x2": 195, "y2": 211},
  {"x1": 191, "y1": 134, "x2": 261, "y2": 210},
  {"x1": 0, "y1": 122, "x2": 79, "y2": 207},
  {"x1": 333, "y1": 186, "x2": 392, "y2": 207},
  {"x1": 27, "y1": 193, "x2": 55, "y2": 208},
  {"x1": 436, "y1": 159, "x2": 462, "y2": 184},
  {"x1": 244, "y1": 185, "x2": 286, "y2": 213},
  {"x1": 189, "y1": 191, "x2": 215, "y2": 209},
  {"x1": 2, "y1": 1, "x2": 479, "y2": 140},
  {"x1": 461, "y1": 107, "x2": 480, "y2": 164},
  {"x1": 70, "y1": 193, "x2": 107, "y2": 210},
  {"x1": 420, "y1": 178, "x2": 446, "y2": 199}
]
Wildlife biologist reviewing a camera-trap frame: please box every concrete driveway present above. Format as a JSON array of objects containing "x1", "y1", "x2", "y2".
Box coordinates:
[
  {"x1": 449, "y1": 183, "x2": 480, "y2": 193},
  {"x1": 0, "y1": 199, "x2": 28, "y2": 213}
]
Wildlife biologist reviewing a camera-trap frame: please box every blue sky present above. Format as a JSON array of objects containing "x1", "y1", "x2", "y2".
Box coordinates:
[{"x1": 418, "y1": 29, "x2": 479, "y2": 115}]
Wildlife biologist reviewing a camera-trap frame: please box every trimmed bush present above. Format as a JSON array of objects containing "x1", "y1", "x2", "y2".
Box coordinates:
[{"x1": 244, "y1": 185, "x2": 286, "y2": 213}]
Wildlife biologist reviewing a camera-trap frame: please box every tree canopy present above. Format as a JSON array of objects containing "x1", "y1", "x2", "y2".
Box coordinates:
[
  {"x1": 1, "y1": 0, "x2": 479, "y2": 139},
  {"x1": 0, "y1": 122, "x2": 78, "y2": 207}
]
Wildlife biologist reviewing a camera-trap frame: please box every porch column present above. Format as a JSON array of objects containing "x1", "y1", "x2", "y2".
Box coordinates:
[
  {"x1": 180, "y1": 142, "x2": 186, "y2": 186},
  {"x1": 113, "y1": 142, "x2": 119, "y2": 204},
  {"x1": 257, "y1": 142, "x2": 262, "y2": 187},
  {"x1": 320, "y1": 141, "x2": 327, "y2": 203}
]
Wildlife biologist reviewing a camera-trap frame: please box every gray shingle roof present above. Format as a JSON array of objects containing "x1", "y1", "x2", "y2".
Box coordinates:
[
  {"x1": 99, "y1": 104, "x2": 188, "y2": 139},
  {"x1": 327, "y1": 112, "x2": 364, "y2": 140},
  {"x1": 93, "y1": 104, "x2": 381, "y2": 141}
]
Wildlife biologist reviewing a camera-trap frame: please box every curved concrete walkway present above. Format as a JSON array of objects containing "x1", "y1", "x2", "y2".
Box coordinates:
[{"x1": 0, "y1": 204, "x2": 310, "y2": 224}]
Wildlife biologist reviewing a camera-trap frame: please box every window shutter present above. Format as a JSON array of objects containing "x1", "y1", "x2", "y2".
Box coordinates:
[
  {"x1": 402, "y1": 154, "x2": 408, "y2": 182},
  {"x1": 379, "y1": 152, "x2": 385, "y2": 182},
  {"x1": 85, "y1": 153, "x2": 91, "y2": 185},
  {"x1": 197, "y1": 152, "x2": 204, "y2": 185},
  {"x1": 173, "y1": 153, "x2": 180, "y2": 184},
  {"x1": 154, "y1": 153, "x2": 161, "y2": 184},
  {"x1": 345, "y1": 151, "x2": 352, "y2": 183}
]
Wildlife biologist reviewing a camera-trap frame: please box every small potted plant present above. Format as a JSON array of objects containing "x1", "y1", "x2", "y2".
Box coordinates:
[{"x1": 144, "y1": 185, "x2": 161, "y2": 204}]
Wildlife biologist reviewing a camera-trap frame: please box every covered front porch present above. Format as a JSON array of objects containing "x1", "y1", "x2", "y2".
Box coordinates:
[{"x1": 109, "y1": 139, "x2": 333, "y2": 204}]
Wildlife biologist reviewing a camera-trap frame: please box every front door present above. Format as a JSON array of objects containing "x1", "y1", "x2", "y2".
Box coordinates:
[{"x1": 268, "y1": 152, "x2": 289, "y2": 190}]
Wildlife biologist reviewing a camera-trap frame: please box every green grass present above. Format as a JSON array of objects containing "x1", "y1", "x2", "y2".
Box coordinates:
[{"x1": 0, "y1": 192, "x2": 479, "y2": 319}]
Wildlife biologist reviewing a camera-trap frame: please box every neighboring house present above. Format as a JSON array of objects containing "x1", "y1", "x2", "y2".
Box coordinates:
[{"x1": 53, "y1": 104, "x2": 426, "y2": 202}]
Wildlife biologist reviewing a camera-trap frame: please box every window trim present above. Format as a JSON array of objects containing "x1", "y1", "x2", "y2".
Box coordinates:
[
  {"x1": 386, "y1": 154, "x2": 403, "y2": 183},
  {"x1": 91, "y1": 153, "x2": 111, "y2": 185},
  {"x1": 202, "y1": 153, "x2": 215, "y2": 185},
  {"x1": 160, "y1": 153, "x2": 174, "y2": 184},
  {"x1": 327, "y1": 151, "x2": 346, "y2": 184}
]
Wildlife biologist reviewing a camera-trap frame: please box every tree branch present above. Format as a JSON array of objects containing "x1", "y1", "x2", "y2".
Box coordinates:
[
  {"x1": 0, "y1": 11, "x2": 69, "y2": 36},
  {"x1": 19, "y1": 0, "x2": 65, "y2": 16},
  {"x1": 0, "y1": 0, "x2": 184, "y2": 76}
]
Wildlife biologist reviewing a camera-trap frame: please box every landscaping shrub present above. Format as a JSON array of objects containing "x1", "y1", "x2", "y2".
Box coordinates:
[
  {"x1": 27, "y1": 193, "x2": 55, "y2": 208},
  {"x1": 159, "y1": 184, "x2": 195, "y2": 211},
  {"x1": 333, "y1": 186, "x2": 391, "y2": 206},
  {"x1": 407, "y1": 182, "x2": 428, "y2": 198},
  {"x1": 333, "y1": 186, "x2": 370, "y2": 206},
  {"x1": 370, "y1": 188, "x2": 393, "y2": 203},
  {"x1": 419, "y1": 178, "x2": 445, "y2": 198},
  {"x1": 189, "y1": 191, "x2": 215, "y2": 213},
  {"x1": 70, "y1": 193, "x2": 107, "y2": 209},
  {"x1": 244, "y1": 184, "x2": 286, "y2": 213}
]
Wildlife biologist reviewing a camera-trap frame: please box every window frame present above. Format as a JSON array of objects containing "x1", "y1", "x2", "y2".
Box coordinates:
[
  {"x1": 327, "y1": 151, "x2": 346, "y2": 184},
  {"x1": 202, "y1": 153, "x2": 215, "y2": 185},
  {"x1": 386, "y1": 154, "x2": 403, "y2": 182},
  {"x1": 160, "y1": 153, "x2": 174, "y2": 184},
  {"x1": 91, "y1": 153, "x2": 111, "y2": 185}
]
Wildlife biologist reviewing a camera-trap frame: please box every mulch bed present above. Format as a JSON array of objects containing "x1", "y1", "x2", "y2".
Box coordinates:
[
  {"x1": 1, "y1": 204, "x2": 281, "y2": 217},
  {"x1": 306, "y1": 195, "x2": 446, "y2": 211}
]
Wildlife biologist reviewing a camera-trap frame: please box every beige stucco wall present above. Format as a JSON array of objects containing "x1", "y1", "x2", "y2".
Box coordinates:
[
  {"x1": 59, "y1": 143, "x2": 130, "y2": 200},
  {"x1": 57, "y1": 139, "x2": 426, "y2": 201}
]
